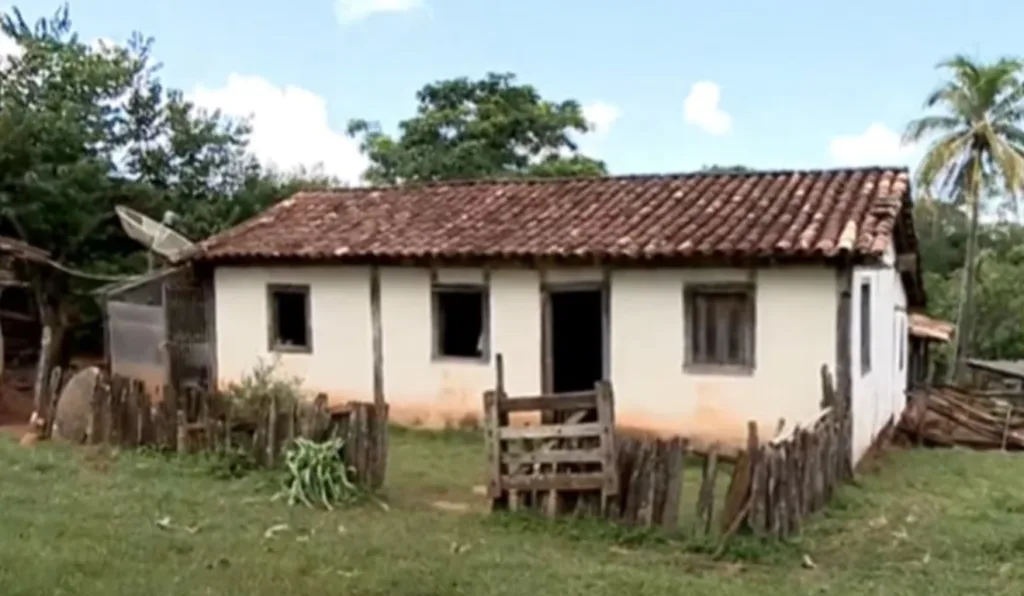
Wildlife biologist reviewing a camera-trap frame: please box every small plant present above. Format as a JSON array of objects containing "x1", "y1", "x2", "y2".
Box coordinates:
[
  {"x1": 279, "y1": 437, "x2": 358, "y2": 509},
  {"x1": 222, "y1": 358, "x2": 306, "y2": 418},
  {"x1": 203, "y1": 445, "x2": 260, "y2": 480}
]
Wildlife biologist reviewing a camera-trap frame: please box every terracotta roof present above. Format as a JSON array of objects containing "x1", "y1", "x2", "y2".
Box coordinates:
[
  {"x1": 194, "y1": 167, "x2": 912, "y2": 265},
  {"x1": 909, "y1": 313, "x2": 954, "y2": 343}
]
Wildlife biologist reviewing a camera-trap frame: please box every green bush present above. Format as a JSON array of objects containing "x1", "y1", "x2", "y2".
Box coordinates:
[{"x1": 278, "y1": 438, "x2": 358, "y2": 509}]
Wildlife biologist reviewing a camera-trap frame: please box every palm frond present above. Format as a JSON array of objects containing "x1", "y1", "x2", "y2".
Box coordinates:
[
  {"x1": 988, "y1": 133, "x2": 1024, "y2": 194},
  {"x1": 923, "y1": 82, "x2": 972, "y2": 114},
  {"x1": 915, "y1": 130, "x2": 972, "y2": 196},
  {"x1": 903, "y1": 115, "x2": 965, "y2": 144},
  {"x1": 992, "y1": 82, "x2": 1024, "y2": 122}
]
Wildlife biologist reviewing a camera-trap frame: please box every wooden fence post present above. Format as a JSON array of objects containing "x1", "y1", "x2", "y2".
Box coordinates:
[
  {"x1": 266, "y1": 392, "x2": 278, "y2": 467},
  {"x1": 694, "y1": 446, "x2": 720, "y2": 537},
  {"x1": 483, "y1": 390, "x2": 502, "y2": 504}
]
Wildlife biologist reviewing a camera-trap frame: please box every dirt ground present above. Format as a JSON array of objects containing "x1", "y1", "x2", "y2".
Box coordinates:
[{"x1": 0, "y1": 365, "x2": 36, "y2": 437}]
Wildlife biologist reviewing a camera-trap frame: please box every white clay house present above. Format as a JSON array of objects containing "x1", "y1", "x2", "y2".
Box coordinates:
[{"x1": 186, "y1": 167, "x2": 924, "y2": 462}]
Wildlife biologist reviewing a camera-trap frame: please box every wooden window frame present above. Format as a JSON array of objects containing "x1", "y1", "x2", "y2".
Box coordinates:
[
  {"x1": 431, "y1": 283, "x2": 490, "y2": 363},
  {"x1": 859, "y1": 280, "x2": 871, "y2": 375},
  {"x1": 683, "y1": 282, "x2": 756, "y2": 375},
  {"x1": 266, "y1": 283, "x2": 313, "y2": 354}
]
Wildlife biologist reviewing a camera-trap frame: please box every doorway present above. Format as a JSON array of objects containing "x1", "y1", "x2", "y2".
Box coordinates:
[{"x1": 544, "y1": 286, "x2": 606, "y2": 394}]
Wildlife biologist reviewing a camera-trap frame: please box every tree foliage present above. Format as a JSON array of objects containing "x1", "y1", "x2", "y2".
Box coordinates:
[
  {"x1": 0, "y1": 5, "x2": 328, "y2": 406},
  {"x1": 917, "y1": 200, "x2": 1024, "y2": 366},
  {"x1": 347, "y1": 72, "x2": 607, "y2": 184},
  {"x1": 904, "y1": 55, "x2": 1024, "y2": 380}
]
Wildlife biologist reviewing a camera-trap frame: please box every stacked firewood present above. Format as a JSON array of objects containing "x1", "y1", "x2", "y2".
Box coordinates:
[{"x1": 901, "y1": 386, "x2": 1024, "y2": 449}]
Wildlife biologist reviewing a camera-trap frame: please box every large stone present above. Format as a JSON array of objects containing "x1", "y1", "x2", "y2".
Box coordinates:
[{"x1": 53, "y1": 366, "x2": 100, "y2": 443}]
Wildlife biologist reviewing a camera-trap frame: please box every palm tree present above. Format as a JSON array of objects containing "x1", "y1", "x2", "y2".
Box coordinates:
[{"x1": 904, "y1": 55, "x2": 1024, "y2": 383}]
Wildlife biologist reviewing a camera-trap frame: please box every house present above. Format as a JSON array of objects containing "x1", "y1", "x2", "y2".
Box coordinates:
[{"x1": 186, "y1": 167, "x2": 924, "y2": 462}]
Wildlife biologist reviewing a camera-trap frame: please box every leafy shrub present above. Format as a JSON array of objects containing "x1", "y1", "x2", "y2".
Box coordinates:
[
  {"x1": 222, "y1": 358, "x2": 306, "y2": 421},
  {"x1": 203, "y1": 445, "x2": 260, "y2": 479},
  {"x1": 278, "y1": 438, "x2": 358, "y2": 509}
]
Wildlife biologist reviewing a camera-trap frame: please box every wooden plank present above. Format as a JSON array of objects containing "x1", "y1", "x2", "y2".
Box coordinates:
[
  {"x1": 500, "y1": 472, "x2": 608, "y2": 491},
  {"x1": 595, "y1": 381, "x2": 617, "y2": 496},
  {"x1": 499, "y1": 422, "x2": 604, "y2": 441},
  {"x1": 750, "y1": 445, "x2": 768, "y2": 535},
  {"x1": 720, "y1": 421, "x2": 758, "y2": 533},
  {"x1": 623, "y1": 439, "x2": 650, "y2": 524},
  {"x1": 88, "y1": 381, "x2": 108, "y2": 445},
  {"x1": 499, "y1": 392, "x2": 598, "y2": 413},
  {"x1": 637, "y1": 441, "x2": 659, "y2": 526},
  {"x1": 650, "y1": 440, "x2": 671, "y2": 526},
  {"x1": 695, "y1": 447, "x2": 720, "y2": 536},
  {"x1": 660, "y1": 438, "x2": 685, "y2": 531},
  {"x1": 266, "y1": 392, "x2": 279, "y2": 467},
  {"x1": 176, "y1": 410, "x2": 187, "y2": 454},
  {"x1": 504, "y1": 448, "x2": 606, "y2": 467},
  {"x1": 483, "y1": 390, "x2": 503, "y2": 500}
]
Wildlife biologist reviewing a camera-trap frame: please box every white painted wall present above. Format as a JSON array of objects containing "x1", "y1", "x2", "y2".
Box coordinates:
[
  {"x1": 611, "y1": 267, "x2": 837, "y2": 449},
  {"x1": 214, "y1": 266, "x2": 375, "y2": 402},
  {"x1": 850, "y1": 244, "x2": 908, "y2": 463},
  {"x1": 214, "y1": 263, "x2": 845, "y2": 451},
  {"x1": 377, "y1": 267, "x2": 541, "y2": 427}
]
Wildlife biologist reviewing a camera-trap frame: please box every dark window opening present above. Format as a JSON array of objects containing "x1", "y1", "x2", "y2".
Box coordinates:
[
  {"x1": 268, "y1": 285, "x2": 311, "y2": 352},
  {"x1": 685, "y1": 284, "x2": 755, "y2": 372},
  {"x1": 433, "y1": 286, "x2": 488, "y2": 359},
  {"x1": 860, "y1": 281, "x2": 871, "y2": 374},
  {"x1": 548, "y1": 289, "x2": 604, "y2": 394}
]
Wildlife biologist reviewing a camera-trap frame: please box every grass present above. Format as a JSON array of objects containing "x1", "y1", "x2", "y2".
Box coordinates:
[{"x1": 3, "y1": 429, "x2": 1024, "y2": 595}]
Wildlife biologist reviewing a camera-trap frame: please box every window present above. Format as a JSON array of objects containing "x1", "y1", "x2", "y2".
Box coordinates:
[
  {"x1": 684, "y1": 284, "x2": 755, "y2": 373},
  {"x1": 860, "y1": 281, "x2": 871, "y2": 374},
  {"x1": 267, "y1": 284, "x2": 311, "y2": 352},
  {"x1": 432, "y1": 285, "x2": 489, "y2": 360}
]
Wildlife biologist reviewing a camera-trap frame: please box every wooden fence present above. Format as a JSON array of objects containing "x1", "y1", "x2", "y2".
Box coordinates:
[
  {"x1": 482, "y1": 360, "x2": 855, "y2": 542},
  {"x1": 732, "y1": 365, "x2": 854, "y2": 539},
  {"x1": 483, "y1": 375, "x2": 747, "y2": 534},
  {"x1": 68, "y1": 373, "x2": 388, "y2": 489}
]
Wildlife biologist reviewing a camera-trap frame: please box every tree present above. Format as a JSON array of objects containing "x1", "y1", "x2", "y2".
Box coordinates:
[
  {"x1": 701, "y1": 164, "x2": 753, "y2": 174},
  {"x1": 0, "y1": 5, "x2": 320, "y2": 420},
  {"x1": 903, "y1": 55, "x2": 1024, "y2": 382},
  {"x1": 347, "y1": 72, "x2": 607, "y2": 184}
]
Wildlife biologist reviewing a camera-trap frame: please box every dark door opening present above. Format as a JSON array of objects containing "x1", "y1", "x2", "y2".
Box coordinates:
[{"x1": 547, "y1": 289, "x2": 605, "y2": 394}]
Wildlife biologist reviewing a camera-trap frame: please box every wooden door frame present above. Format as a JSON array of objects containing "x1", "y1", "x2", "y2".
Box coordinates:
[{"x1": 540, "y1": 277, "x2": 610, "y2": 395}]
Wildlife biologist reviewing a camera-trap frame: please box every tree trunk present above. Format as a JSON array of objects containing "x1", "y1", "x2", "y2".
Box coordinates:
[
  {"x1": 31, "y1": 304, "x2": 67, "y2": 426},
  {"x1": 947, "y1": 195, "x2": 982, "y2": 385}
]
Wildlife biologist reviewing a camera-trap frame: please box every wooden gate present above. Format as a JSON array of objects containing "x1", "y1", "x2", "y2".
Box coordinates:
[{"x1": 484, "y1": 379, "x2": 618, "y2": 516}]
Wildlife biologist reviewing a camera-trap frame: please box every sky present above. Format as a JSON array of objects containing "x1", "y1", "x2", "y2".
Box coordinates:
[{"x1": 9, "y1": 0, "x2": 1024, "y2": 184}]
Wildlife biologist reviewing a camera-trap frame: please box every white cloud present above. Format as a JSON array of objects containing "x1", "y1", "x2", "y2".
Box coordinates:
[
  {"x1": 582, "y1": 101, "x2": 621, "y2": 136},
  {"x1": 334, "y1": 0, "x2": 423, "y2": 24},
  {"x1": 683, "y1": 81, "x2": 731, "y2": 135},
  {"x1": 828, "y1": 122, "x2": 918, "y2": 167},
  {"x1": 189, "y1": 74, "x2": 368, "y2": 184}
]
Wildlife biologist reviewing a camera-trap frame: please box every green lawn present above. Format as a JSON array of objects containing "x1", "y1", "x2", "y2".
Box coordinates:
[{"x1": 3, "y1": 428, "x2": 1024, "y2": 595}]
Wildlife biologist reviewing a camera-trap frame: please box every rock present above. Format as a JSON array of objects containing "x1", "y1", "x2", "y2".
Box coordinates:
[{"x1": 53, "y1": 367, "x2": 100, "y2": 443}]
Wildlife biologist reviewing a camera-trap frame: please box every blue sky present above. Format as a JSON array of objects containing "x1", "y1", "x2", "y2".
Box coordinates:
[{"x1": 12, "y1": 0, "x2": 1024, "y2": 183}]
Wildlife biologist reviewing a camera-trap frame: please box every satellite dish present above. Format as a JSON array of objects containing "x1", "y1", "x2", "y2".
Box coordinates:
[{"x1": 115, "y1": 205, "x2": 196, "y2": 262}]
